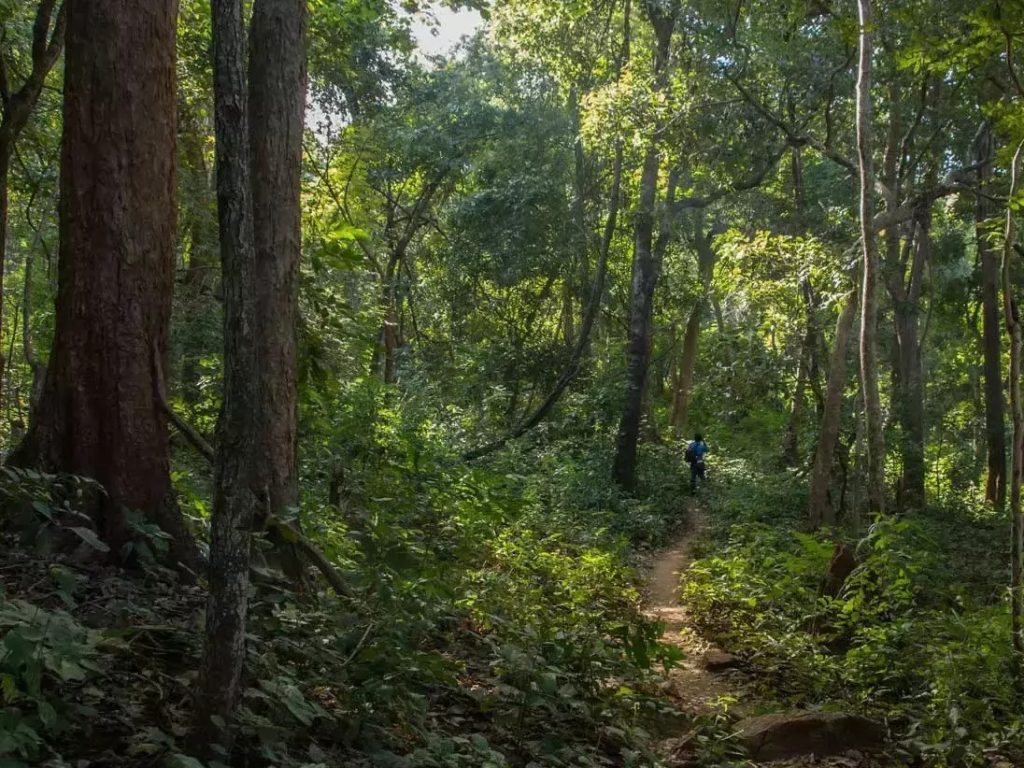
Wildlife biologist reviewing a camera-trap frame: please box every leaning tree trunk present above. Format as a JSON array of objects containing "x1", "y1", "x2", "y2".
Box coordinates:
[
  {"x1": 1002, "y1": 141, "x2": 1024, "y2": 666},
  {"x1": 250, "y1": 0, "x2": 307, "y2": 523},
  {"x1": 194, "y1": 0, "x2": 260, "y2": 749},
  {"x1": 10, "y1": 0, "x2": 196, "y2": 566},
  {"x1": 976, "y1": 123, "x2": 1007, "y2": 508},
  {"x1": 855, "y1": 0, "x2": 885, "y2": 516},
  {"x1": 612, "y1": 1, "x2": 676, "y2": 490},
  {"x1": 808, "y1": 291, "x2": 859, "y2": 528}
]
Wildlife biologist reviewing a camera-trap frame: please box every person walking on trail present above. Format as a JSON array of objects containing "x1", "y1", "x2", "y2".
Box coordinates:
[{"x1": 685, "y1": 433, "x2": 709, "y2": 492}]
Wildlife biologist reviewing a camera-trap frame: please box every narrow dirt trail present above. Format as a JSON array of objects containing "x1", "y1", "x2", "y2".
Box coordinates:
[
  {"x1": 644, "y1": 504, "x2": 749, "y2": 720},
  {"x1": 645, "y1": 502, "x2": 895, "y2": 768}
]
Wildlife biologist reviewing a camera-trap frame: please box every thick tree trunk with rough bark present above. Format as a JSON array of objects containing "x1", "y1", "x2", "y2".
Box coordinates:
[
  {"x1": 612, "y1": 1, "x2": 676, "y2": 490},
  {"x1": 808, "y1": 292, "x2": 859, "y2": 528},
  {"x1": 250, "y1": 0, "x2": 307, "y2": 518},
  {"x1": 11, "y1": 0, "x2": 196, "y2": 566},
  {"x1": 976, "y1": 124, "x2": 1007, "y2": 508},
  {"x1": 855, "y1": 0, "x2": 885, "y2": 515},
  {"x1": 194, "y1": 0, "x2": 260, "y2": 749}
]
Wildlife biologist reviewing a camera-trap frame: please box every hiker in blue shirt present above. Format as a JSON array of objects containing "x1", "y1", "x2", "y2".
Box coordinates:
[{"x1": 685, "y1": 433, "x2": 709, "y2": 492}]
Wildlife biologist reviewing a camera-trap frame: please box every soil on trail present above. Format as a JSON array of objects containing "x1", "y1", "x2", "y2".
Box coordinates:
[
  {"x1": 644, "y1": 505, "x2": 748, "y2": 718},
  {"x1": 645, "y1": 502, "x2": 896, "y2": 768}
]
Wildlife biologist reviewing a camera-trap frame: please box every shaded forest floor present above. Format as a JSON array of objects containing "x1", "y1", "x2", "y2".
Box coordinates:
[{"x1": 5, "y1": 447, "x2": 1024, "y2": 767}]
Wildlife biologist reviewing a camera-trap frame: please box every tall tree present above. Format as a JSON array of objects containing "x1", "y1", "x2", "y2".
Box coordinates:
[
  {"x1": 855, "y1": 0, "x2": 886, "y2": 515},
  {"x1": 249, "y1": 0, "x2": 307, "y2": 528},
  {"x1": 808, "y1": 291, "x2": 859, "y2": 528},
  {"x1": 10, "y1": 0, "x2": 196, "y2": 565},
  {"x1": 194, "y1": 0, "x2": 260, "y2": 746},
  {"x1": 0, "y1": 1, "x2": 65, "y2": 416},
  {"x1": 1005, "y1": 138, "x2": 1024, "y2": 666},
  {"x1": 612, "y1": 0, "x2": 677, "y2": 490},
  {"x1": 669, "y1": 216, "x2": 716, "y2": 438},
  {"x1": 976, "y1": 122, "x2": 1007, "y2": 508}
]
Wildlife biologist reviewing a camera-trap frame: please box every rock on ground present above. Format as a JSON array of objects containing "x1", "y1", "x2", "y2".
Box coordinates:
[{"x1": 736, "y1": 711, "x2": 885, "y2": 761}]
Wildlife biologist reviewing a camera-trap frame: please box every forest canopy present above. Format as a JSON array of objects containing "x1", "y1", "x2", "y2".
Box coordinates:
[{"x1": 2, "y1": 0, "x2": 1024, "y2": 766}]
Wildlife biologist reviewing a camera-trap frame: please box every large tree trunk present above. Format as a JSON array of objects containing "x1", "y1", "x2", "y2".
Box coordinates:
[
  {"x1": 612, "y1": 1, "x2": 676, "y2": 490},
  {"x1": 249, "y1": 0, "x2": 307, "y2": 520},
  {"x1": 808, "y1": 292, "x2": 859, "y2": 528},
  {"x1": 977, "y1": 123, "x2": 1007, "y2": 508},
  {"x1": 11, "y1": 0, "x2": 195, "y2": 565},
  {"x1": 194, "y1": 0, "x2": 260, "y2": 748},
  {"x1": 855, "y1": 0, "x2": 885, "y2": 515}
]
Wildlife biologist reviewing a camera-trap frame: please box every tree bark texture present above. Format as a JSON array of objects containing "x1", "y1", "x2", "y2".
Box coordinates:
[
  {"x1": 855, "y1": 0, "x2": 886, "y2": 515},
  {"x1": 11, "y1": 0, "x2": 196, "y2": 565},
  {"x1": 249, "y1": 0, "x2": 307, "y2": 517},
  {"x1": 194, "y1": 0, "x2": 260, "y2": 748},
  {"x1": 612, "y1": 0, "x2": 676, "y2": 490}
]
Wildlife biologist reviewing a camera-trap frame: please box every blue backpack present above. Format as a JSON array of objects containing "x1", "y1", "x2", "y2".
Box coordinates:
[{"x1": 685, "y1": 441, "x2": 706, "y2": 464}]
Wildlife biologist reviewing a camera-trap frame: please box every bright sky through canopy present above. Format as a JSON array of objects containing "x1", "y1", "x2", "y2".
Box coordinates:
[{"x1": 411, "y1": 6, "x2": 484, "y2": 58}]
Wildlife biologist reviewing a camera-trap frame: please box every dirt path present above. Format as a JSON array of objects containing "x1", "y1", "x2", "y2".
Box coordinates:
[
  {"x1": 644, "y1": 505, "x2": 749, "y2": 719},
  {"x1": 646, "y1": 504, "x2": 896, "y2": 768}
]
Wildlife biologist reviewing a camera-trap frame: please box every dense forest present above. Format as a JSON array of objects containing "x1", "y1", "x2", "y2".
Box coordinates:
[{"x1": 4, "y1": 0, "x2": 1024, "y2": 765}]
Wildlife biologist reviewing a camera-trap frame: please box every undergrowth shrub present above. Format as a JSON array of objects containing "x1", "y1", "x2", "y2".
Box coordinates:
[{"x1": 679, "y1": 459, "x2": 1024, "y2": 767}]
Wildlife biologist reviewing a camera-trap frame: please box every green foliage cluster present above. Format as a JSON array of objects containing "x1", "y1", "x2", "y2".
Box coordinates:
[
  {"x1": 680, "y1": 460, "x2": 1019, "y2": 767},
  {"x1": 0, "y1": 412, "x2": 693, "y2": 767}
]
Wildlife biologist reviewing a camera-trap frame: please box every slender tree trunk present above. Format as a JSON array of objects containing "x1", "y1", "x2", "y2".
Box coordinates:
[
  {"x1": 1002, "y1": 141, "x2": 1024, "y2": 666},
  {"x1": 612, "y1": 1, "x2": 677, "y2": 490},
  {"x1": 784, "y1": 280, "x2": 816, "y2": 465},
  {"x1": 22, "y1": 229, "x2": 45, "y2": 411},
  {"x1": 855, "y1": 0, "x2": 885, "y2": 515},
  {"x1": 0, "y1": 1, "x2": 65, "y2": 421},
  {"x1": 194, "y1": 0, "x2": 260, "y2": 748},
  {"x1": 809, "y1": 291, "x2": 859, "y2": 528},
  {"x1": 249, "y1": 0, "x2": 307, "y2": 520},
  {"x1": 890, "y1": 214, "x2": 928, "y2": 511},
  {"x1": 977, "y1": 123, "x2": 1007, "y2": 508},
  {"x1": 670, "y1": 218, "x2": 716, "y2": 438},
  {"x1": 670, "y1": 303, "x2": 701, "y2": 437},
  {"x1": 10, "y1": 0, "x2": 196, "y2": 565}
]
